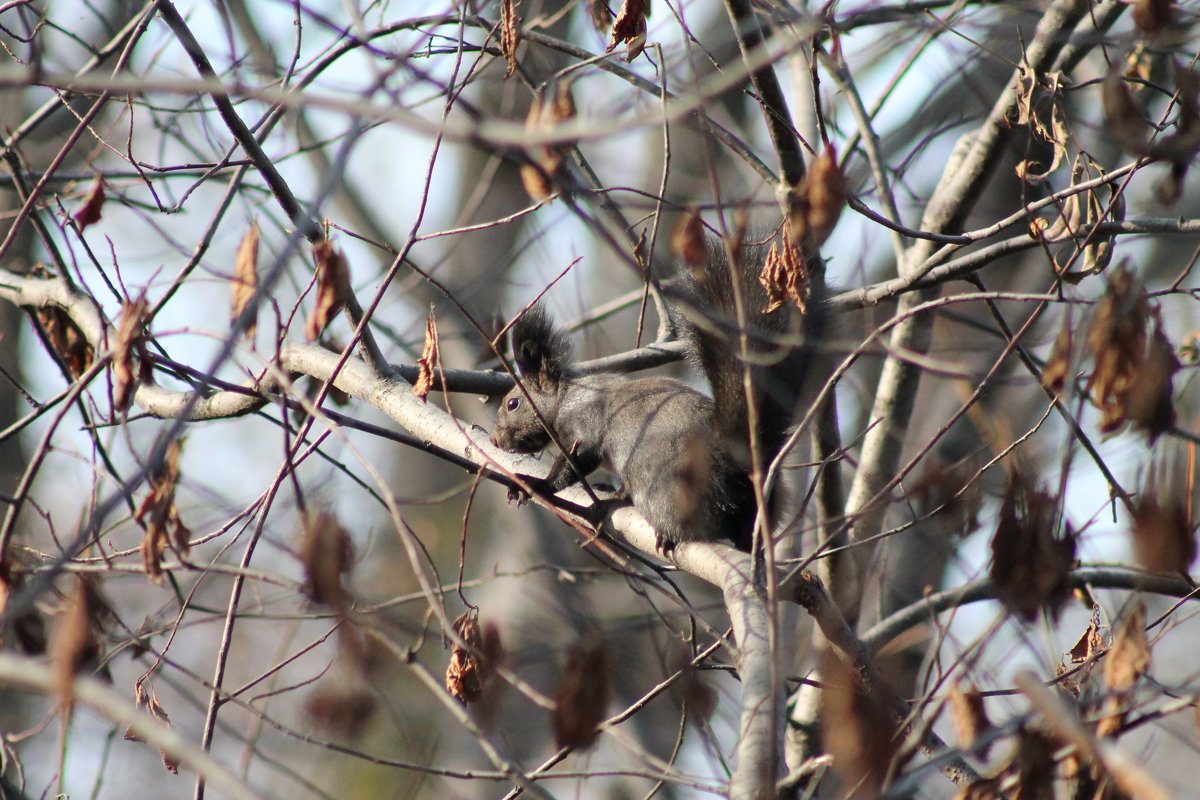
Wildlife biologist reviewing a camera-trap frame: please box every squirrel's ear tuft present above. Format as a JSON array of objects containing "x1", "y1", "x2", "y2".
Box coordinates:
[{"x1": 512, "y1": 303, "x2": 573, "y2": 384}]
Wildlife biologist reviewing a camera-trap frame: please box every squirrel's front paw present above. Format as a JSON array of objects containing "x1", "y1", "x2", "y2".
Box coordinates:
[{"x1": 506, "y1": 474, "x2": 553, "y2": 506}]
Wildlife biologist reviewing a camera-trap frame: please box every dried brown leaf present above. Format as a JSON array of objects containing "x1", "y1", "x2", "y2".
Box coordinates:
[
  {"x1": 446, "y1": 610, "x2": 501, "y2": 704},
  {"x1": 1105, "y1": 602, "x2": 1150, "y2": 694},
  {"x1": 306, "y1": 239, "x2": 351, "y2": 342},
  {"x1": 49, "y1": 577, "x2": 101, "y2": 709},
  {"x1": 35, "y1": 306, "x2": 93, "y2": 379},
  {"x1": 787, "y1": 145, "x2": 847, "y2": 253},
  {"x1": 671, "y1": 208, "x2": 708, "y2": 271},
  {"x1": 231, "y1": 222, "x2": 260, "y2": 340},
  {"x1": 500, "y1": 0, "x2": 520, "y2": 77},
  {"x1": 1132, "y1": 460, "x2": 1196, "y2": 573},
  {"x1": 950, "y1": 681, "x2": 991, "y2": 755},
  {"x1": 299, "y1": 510, "x2": 354, "y2": 608},
  {"x1": 1042, "y1": 317, "x2": 1074, "y2": 393},
  {"x1": 413, "y1": 312, "x2": 440, "y2": 401},
  {"x1": 607, "y1": 0, "x2": 648, "y2": 61},
  {"x1": 113, "y1": 294, "x2": 151, "y2": 412},
  {"x1": 1069, "y1": 607, "x2": 1105, "y2": 665},
  {"x1": 820, "y1": 648, "x2": 899, "y2": 798},
  {"x1": 758, "y1": 228, "x2": 808, "y2": 314},
  {"x1": 73, "y1": 177, "x2": 106, "y2": 231},
  {"x1": 135, "y1": 438, "x2": 188, "y2": 584},
  {"x1": 990, "y1": 468, "x2": 1076, "y2": 622},
  {"x1": 553, "y1": 641, "x2": 610, "y2": 750},
  {"x1": 125, "y1": 681, "x2": 180, "y2": 773},
  {"x1": 1085, "y1": 267, "x2": 1179, "y2": 439}
]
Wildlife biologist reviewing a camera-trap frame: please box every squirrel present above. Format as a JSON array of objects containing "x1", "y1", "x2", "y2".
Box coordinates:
[{"x1": 490, "y1": 236, "x2": 823, "y2": 552}]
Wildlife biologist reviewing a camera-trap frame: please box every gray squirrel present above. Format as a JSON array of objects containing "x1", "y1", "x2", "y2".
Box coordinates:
[{"x1": 490, "y1": 238, "x2": 823, "y2": 552}]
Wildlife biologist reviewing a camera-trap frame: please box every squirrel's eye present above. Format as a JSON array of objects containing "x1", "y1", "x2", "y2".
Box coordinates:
[{"x1": 506, "y1": 397, "x2": 521, "y2": 411}]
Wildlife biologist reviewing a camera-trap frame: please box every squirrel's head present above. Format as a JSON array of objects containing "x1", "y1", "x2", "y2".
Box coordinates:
[{"x1": 490, "y1": 304, "x2": 573, "y2": 453}]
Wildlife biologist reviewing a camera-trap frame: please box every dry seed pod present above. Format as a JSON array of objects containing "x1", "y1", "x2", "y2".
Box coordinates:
[
  {"x1": 231, "y1": 222, "x2": 260, "y2": 340},
  {"x1": 446, "y1": 611, "x2": 500, "y2": 704},
  {"x1": 306, "y1": 238, "x2": 351, "y2": 341},
  {"x1": 299, "y1": 511, "x2": 354, "y2": 608},
  {"x1": 499, "y1": 0, "x2": 520, "y2": 77}
]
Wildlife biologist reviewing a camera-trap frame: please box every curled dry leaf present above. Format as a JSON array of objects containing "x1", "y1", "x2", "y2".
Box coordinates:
[
  {"x1": 413, "y1": 311, "x2": 440, "y2": 401},
  {"x1": 989, "y1": 468, "x2": 1076, "y2": 623},
  {"x1": 759, "y1": 226, "x2": 809, "y2": 314},
  {"x1": 1085, "y1": 267, "x2": 1178, "y2": 440},
  {"x1": 230, "y1": 222, "x2": 260, "y2": 340},
  {"x1": 73, "y1": 177, "x2": 106, "y2": 231},
  {"x1": 787, "y1": 145, "x2": 847, "y2": 253},
  {"x1": 1059, "y1": 605, "x2": 1105, "y2": 698},
  {"x1": 49, "y1": 576, "x2": 102, "y2": 710},
  {"x1": 1042, "y1": 317, "x2": 1074, "y2": 394},
  {"x1": 306, "y1": 238, "x2": 351, "y2": 342},
  {"x1": 950, "y1": 681, "x2": 991, "y2": 756},
  {"x1": 299, "y1": 510, "x2": 354, "y2": 608},
  {"x1": 35, "y1": 306, "x2": 93, "y2": 379},
  {"x1": 125, "y1": 681, "x2": 180, "y2": 773},
  {"x1": 135, "y1": 438, "x2": 189, "y2": 584},
  {"x1": 553, "y1": 640, "x2": 610, "y2": 750},
  {"x1": 499, "y1": 0, "x2": 520, "y2": 78},
  {"x1": 1131, "y1": 458, "x2": 1196, "y2": 574},
  {"x1": 1098, "y1": 602, "x2": 1151, "y2": 738},
  {"x1": 607, "y1": 0, "x2": 648, "y2": 61},
  {"x1": 519, "y1": 83, "x2": 577, "y2": 203},
  {"x1": 446, "y1": 610, "x2": 502, "y2": 704},
  {"x1": 113, "y1": 294, "x2": 152, "y2": 412},
  {"x1": 819, "y1": 648, "x2": 899, "y2": 798},
  {"x1": 670, "y1": 207, "x2": 708, "y2": 271}
]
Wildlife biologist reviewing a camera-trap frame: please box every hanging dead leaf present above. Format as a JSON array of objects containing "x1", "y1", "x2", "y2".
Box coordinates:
[
  {"x1": 306, "y1": 239, "x2": 351, "y2": 341},
  {"x1": 607, "y1": 0, "x2": 648, "y2": 61},
  {"x1": 553, "y1": 640, "x2": 610, "y2": 750},
  {"x1": 35, "y1": 305, "x2": 93, "y2": 379},
  {"x1": 112, "y1": 294, "x2": 152, "y2": 412},
  {"x1": 671, "y1": 207, "x2": 708, "y2": 271},
  {"x1": 759, "y1": 227, "x2": 808, "y2": 314},
  {"x1": 519, "y1": 83, "x2": 577, "y2": 202},
  {"x1": 990, "y1": 468, "x2": 1076, "y2": 623},
  {"x1": 125, "y1": 681, "x2": 180, "y2": 773},
  {"x1": 950, "y1": 681, "x2": 991, "y2": 755},
  {"x1": 413, "y1": 311, "x2": 440, "y2": 401},
  {"x1": 1068, "y1": 607, "x2": 1105, "y2": 665},
  {"x1": 786, "y1": 145, "x2": 847, "y2": 253},
  {"x1": 49, "y1": 576, "x2": 102, "y2": 710},
  {"x1": 500, "y1": 0, "x2": 520, "y2": 77},
  {"x1": 231, "y1": 222, "x2": 260, "y2": 340},
  {"x1": 1042, "y1": 317, "x2": 1074, "y2": 393},
  {"x1": 820, "y1": 648, "x2": 899, "y2": 798},
  {"x1": 446, "y1": 610, "x2": 502, "y2": 704},
  {"x1": 299, "y1": 510, "x2": 354, "y2": 609},
  {"x1": 73, "y1": 177, "x2": 106, "y2": 231},
  {"x1": 1105, "y1": 602, "x2": 1151, "y2": 694},
  {"x1": 1131, "y1": 457, "x2": 1196, "y2": 573},
  {"x1": 1085, "y1": 268, "x2": 1177, "y2": 439},
  {"x1": 135, "y1": 438, "x2": 189, "y2": 584},
  {"x1": 1098, "y1": 602, "x2": 1151, "y2": 738}
]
